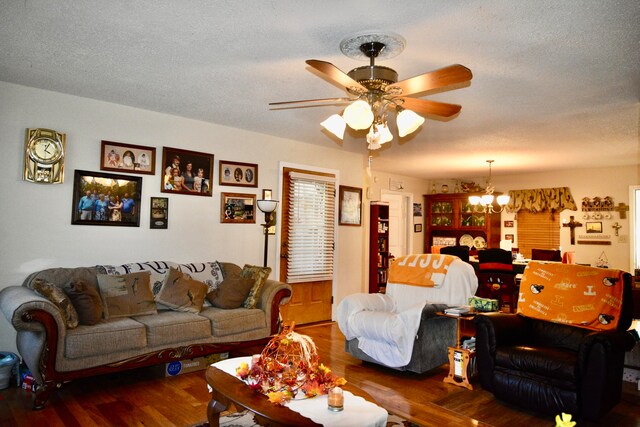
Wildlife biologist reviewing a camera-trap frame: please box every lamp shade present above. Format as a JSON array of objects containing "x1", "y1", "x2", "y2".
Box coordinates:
[
  {"x1": 343, "y1": 100, "x2": 374, "y2": 130},
  {"x1": 320, "y1": 114, "x2": 346, "y2": 140},
  {"x1": 480, "y1": 194, "x2": 494, "y2": 206},
  {"x1": 257, "y1": 199, "x2": 278, "y2": 213},
  {"x1": 396, "y1": 109, "x2": 425, "y2": 137},
  {"x1": 469, "y1": 195, "x2": 481, "y2": 205},
  {"x1": 496, "y1": 194, "x2": 510, "y2": 206},
  {"x1": 376, "y1": 123, "x2": 393, "y2": 144}
]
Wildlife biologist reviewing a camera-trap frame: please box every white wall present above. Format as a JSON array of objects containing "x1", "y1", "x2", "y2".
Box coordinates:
[
  {"x1": 0, "y1": 81, "x2": 366, "y2": 354},
  {"x1": 492, "y1": 167, "x2": 639, "y2": 270}
]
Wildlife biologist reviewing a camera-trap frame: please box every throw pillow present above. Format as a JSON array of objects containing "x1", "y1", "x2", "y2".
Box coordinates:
[
  {"x1": 63, "y1": 280, "x2": 103, "y2": 325},
  {"x1": 97, "y1": 271, "x2": 157, "y2": 319},
  {"x1": 240, "y1": 265, "x2": 272, "y2": 309},
  {"x1": 155, "y1": 269, "x2": 208, "y2": 313},
  {"x1": 178, "y1": 262, "x2": 224, "y2": 295},
  {"x1": 32, "y1": 278, "x2": 79, "y2": 329},
  {"x1": 207, "y1": 277, "x2": 256, "y2": 309},
  {"x1": 219, "y1": 262, "x2": 242, "y2": 279},
  {"x1": 97, "y1": 261, "x2": 179, "y2": 295}
]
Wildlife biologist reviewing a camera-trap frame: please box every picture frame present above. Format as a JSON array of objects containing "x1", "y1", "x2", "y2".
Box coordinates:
[
  {"x1": 262, "y1": 189, "x2": 273, "y2": 200},
  {"x1": 150, "y1": 197, "x2": 168, "y2": 229},
  {"x1": 221, "y1": 192, "x2": 256, "y2": 223},
  {"x1": 338, "y1": 185, "x2": 362, "y2": 226},
  {"x1": 100, "y1": 140, "x2": 156, "y2": 175},
  {"x1": 71, "y1": 170, "x2": 142, "y2": 227},
  {"x1": 586, "y1": 221, "x2": 603, "y2": 233},
  {"x1": 504, "y1": 220, "x2": 514, "y2": 228},
  {"x1": 219, "y1": 160, "x2": 258, "y2": 188},
  {"x1": 413, "y1": 203, "x2": 423, "y2": 217},
  {"x1": 161, "y1": 147, "x2": 213, "y2": 196},
  {"x1": 505, "y1": 233, "x2": 515, "y2": 241},
  {"x1": 414, "y1": 223, "x2": 422, "y2": 233}
]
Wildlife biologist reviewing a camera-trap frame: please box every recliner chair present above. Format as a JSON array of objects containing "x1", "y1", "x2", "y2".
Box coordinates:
[{"x1": 474, "y1": 264, "x2": 635, "y2": 421}]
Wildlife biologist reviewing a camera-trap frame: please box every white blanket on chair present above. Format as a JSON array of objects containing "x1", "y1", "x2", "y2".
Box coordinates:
[{"x1": 337, "y1": 258, "x2": 478, "y2": 367}]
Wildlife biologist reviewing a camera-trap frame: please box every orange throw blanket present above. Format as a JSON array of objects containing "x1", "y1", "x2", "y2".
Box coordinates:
[
  {"x1": 388, "y1": 254, "x2": 457, "y2": 288},
  {"x1": 518, "y1": 262, "x2": 625, "y2": 331}
]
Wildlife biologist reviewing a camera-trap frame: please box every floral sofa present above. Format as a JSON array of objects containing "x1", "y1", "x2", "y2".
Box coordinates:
[{"x1": 0, "y1": 260, "x2": 291, "y2": 409}]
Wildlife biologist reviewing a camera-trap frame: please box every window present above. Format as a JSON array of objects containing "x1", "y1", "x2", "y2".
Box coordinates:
[
  {"x1": 516, "y1": 210, "x2": 560, "y2": 258},
  {"x1": 285, "y1": 170, "x2": 335, "y2": 283}
]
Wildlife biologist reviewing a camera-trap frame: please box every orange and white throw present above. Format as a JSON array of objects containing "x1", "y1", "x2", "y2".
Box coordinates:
[{"x1": 388, "y1": 254, "x2": 457, "y2": 288}]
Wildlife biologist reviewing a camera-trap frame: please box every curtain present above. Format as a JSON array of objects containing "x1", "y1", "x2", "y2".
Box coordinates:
[{"x1": 508, "y1": 187, "x2": 577, "y2": 213}]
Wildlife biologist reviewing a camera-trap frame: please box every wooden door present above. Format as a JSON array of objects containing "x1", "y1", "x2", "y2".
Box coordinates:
[{"x1": 278, "y1": 167, "x2": 334, "y2": 325}]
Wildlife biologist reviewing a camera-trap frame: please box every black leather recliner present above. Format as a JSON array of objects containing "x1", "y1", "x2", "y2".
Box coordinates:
[{"x1": 474, "y1": 272, "x2": 635, "y2": 421}]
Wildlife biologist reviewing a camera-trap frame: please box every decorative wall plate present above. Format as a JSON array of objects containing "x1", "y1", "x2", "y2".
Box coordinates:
[{"x1": 459, "y1": 234, "x2": 474, "y2": 248}]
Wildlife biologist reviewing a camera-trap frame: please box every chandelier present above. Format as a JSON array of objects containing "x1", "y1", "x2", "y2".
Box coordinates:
[{"x1": 468, "y1": 160, "x2": 510, "y2": 213}]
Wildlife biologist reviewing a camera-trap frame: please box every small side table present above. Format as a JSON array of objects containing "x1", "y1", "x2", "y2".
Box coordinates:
[{"x1": 437, "y1": 312, "x2": 477, "y2": 390}]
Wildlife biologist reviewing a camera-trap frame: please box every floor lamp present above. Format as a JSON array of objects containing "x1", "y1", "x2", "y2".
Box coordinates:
[{"x1": 257, "y1": 199, "x2": 278, "y2": 268}]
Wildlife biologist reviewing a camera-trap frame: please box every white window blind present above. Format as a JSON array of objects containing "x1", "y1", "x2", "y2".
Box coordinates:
[{"x1": 286, "y1": 171, "x2": 336, "y2": 284}]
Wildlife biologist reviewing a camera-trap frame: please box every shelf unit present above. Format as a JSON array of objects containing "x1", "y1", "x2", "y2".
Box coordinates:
[
  {"x1": 424, "y1": 193, "x2": 501, "y2": 253},
  {"x1": 369, "y1": 202, "x2": 390, "y2": 293}
]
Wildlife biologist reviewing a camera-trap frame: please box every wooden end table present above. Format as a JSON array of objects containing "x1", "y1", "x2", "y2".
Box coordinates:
[{"x1": 437, "y1": 311, "x2": 477, "y2": 390}]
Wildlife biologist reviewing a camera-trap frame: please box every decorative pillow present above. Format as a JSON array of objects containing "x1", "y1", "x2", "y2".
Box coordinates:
[
  {"x1": 240, "y1": 265, "x2": 272, "y2": 309},
  {"x1": 219, "y1": 261, "x2": 242, "y2": 279},
  {"x1": 207, "y1": 277, "x2": 256, "y2": 309},
  {"x1": 32, "y1": 278, "x2": 79, "y2": 329},
  {"x1": 63, "y1": 280, "x2": 103, "y2": 325},
  {"x1": 97, "y1": 261, "x2": 179, "y2": 295},
  {"x1": 97, "y1": 271, "x2": 157, "y2": 319},
  {"x1": 178, "y1": 262, "x2": 224, "y2": 294},
  {"x1": 155, "y1": 268, "x2": 208, "y2": 313}
]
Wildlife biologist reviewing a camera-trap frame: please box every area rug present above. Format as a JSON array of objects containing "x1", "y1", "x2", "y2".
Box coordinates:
[{"x1": 193, "y1": 410, "x2": 417, "y2": 426}]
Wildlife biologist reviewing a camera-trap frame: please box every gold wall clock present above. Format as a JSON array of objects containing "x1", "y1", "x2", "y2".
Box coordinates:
[{"x1": 24, "y1": 128, "x2": 66, "y2": 184}]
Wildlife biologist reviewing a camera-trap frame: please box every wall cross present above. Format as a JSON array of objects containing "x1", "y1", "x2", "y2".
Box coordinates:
[
  {"x1": 562, "y1": 216, "x2": 583, "y2": 245},
  {"x1": 614, "y1": 203, "x2": 629, "y2": 219}
]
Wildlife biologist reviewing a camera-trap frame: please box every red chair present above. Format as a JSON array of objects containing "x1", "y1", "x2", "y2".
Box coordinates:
[{"x1": 531, "y1": 248, "x2": 562, "y2": 262}]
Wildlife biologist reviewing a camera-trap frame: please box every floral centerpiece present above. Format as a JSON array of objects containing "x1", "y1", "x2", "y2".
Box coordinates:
[{"x1": 235, "y1": 323, "x2": 346, "y2": 405}]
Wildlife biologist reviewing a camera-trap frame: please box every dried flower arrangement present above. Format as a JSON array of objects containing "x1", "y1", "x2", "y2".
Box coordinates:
[{"x1": 235, "y1": 323, "x2": 346, "y2": 405}]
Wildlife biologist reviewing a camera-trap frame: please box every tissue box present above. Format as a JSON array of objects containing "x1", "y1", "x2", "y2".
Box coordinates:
[{"x1": 468, "y1": 297, "x2": 499, "y2": 312}]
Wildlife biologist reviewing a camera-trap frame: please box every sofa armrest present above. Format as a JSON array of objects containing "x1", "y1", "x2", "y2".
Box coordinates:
[
  {"x1": 256, "y1": 279, "x2": 292, "y2": 334},
  {"x1": 0, "y1": 286, "x2": 66, "y2": 333}
]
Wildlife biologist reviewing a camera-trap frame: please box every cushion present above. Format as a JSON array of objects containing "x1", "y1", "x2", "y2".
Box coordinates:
[
  {"x1": 155, "y1": 268, "x2": 208, "y2": 313},
  {"x1": 132, "y1": 310, "x2": 211, "y2": 347},
  {"x1": 219, "y1": 262, "x2": 242, "y2": 279},
  {"x1": 177, "y1": 262, "x2": 224, "y2": 295},
  {"x1": 32, "y1": 278, "x2": 79, "y2": 329},
  {"x1": 97, "y1": 261, "x2": 179, "y2": 295},
  {"x1": 97, "y1": 271, "x2": 157, "y2": 319},
  {"x1": 207, "y1": 277, "x2": 256, "y2": 309},
  {"x1": 63, "y1": 280, "x2": 103, "y2": 325},
  {"x1": 64, "y1": 317, "x2": 146, "y2": 359},
  {"x1": 240, "y1": 265, "x2": 272, "y2": 309}
]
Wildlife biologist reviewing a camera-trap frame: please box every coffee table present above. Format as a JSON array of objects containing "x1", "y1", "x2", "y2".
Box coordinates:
[{"x1": 205, "y1": 362, "x2": 383, "y2": 427}]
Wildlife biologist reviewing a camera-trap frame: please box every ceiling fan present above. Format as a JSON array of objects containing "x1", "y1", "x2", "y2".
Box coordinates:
[{"x1": 269, "y1": 33, "x2": 473, "y2": 150}]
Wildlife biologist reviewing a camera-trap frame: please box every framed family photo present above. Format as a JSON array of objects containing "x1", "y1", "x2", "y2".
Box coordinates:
[
  {"x1": 161, "y1": 147, "x2": 213, "y2": 196},
  {"x1": 338, "y1": 185, "x2": 362, "y2": 226},
  {"x1": 71, "y1": 170, "x2": 142, "y2": 227},
  {"x1": 221, "y1": 192, "x2": 256, "y2": 223},
  {"x1": 219, "y1": 160, "x2": 258, "y2": 188},
  {"x1": 100, "y1": 140, "x2": 156, "y2": 175},
  {"x1": 150, "y1": 197, "x2": 169, "y2": 229}
]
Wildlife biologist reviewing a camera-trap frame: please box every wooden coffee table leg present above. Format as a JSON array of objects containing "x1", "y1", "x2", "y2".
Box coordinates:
[{"x1": 207, "y1": 391, "x2": 229, "y2": 427}]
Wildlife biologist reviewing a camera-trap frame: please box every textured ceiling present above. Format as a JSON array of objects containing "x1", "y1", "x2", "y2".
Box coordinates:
[{"x1": 1, "y1": 1, "x2": 638, "y2": 179}]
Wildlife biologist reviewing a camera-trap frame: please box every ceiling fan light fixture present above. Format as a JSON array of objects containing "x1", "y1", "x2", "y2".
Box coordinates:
[
  {"x1": 343, "y1": 100, "x2": 374, "y2": 130},
  {"x1": 320, "y1": 114, "x2": 346, "y2": 139},
  {"x1": 396, "y1": 108, "x2": 425, "y2": 137},
  {"x1": 376, "y1": 123, "x2": 393, "y2": 144}
]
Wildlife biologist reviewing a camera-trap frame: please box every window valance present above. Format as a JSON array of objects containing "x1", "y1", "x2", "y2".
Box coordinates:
[{"x1": 507, "y1": 187, "x2": 577, "y2": 213}]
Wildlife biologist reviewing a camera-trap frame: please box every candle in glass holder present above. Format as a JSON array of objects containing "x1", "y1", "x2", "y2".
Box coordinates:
[{"x1": 327, "y1": 386, "x2": 344, "y2": 411}]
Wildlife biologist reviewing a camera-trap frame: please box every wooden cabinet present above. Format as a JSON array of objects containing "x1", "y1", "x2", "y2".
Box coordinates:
[
  {"x1": 424, "y1": 193, "x2": 501, "y2": 253},
  {"x1": 369, "y1": 202, "x2": 390, "y2": 293}
]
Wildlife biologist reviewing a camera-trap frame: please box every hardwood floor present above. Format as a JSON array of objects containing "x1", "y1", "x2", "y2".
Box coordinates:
[{"x1": 2, "y1": 322, "x2": 639, "y2": 426}]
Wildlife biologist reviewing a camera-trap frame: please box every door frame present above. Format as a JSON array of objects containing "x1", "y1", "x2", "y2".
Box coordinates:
[
  {"x1": 380, "y1": 189, "x2": 414, "y2": 256},
  {"x1": 276, "y1": 161, "x2": 340, "y2": 316}
]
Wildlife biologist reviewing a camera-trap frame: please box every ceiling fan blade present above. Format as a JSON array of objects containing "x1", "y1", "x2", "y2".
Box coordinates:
[
  {"x1": 388, "y1": 64, "x2": 472, "y2": 97},
  {"x1": 269, "y1": 97, "x2": 352, "y2": 108},
  {"x1": 306, "y1": 59, "x2": 368, "y2": 92},
  {"x1": 397, "y1": 97, "x2": 462, "y2": 117}
]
